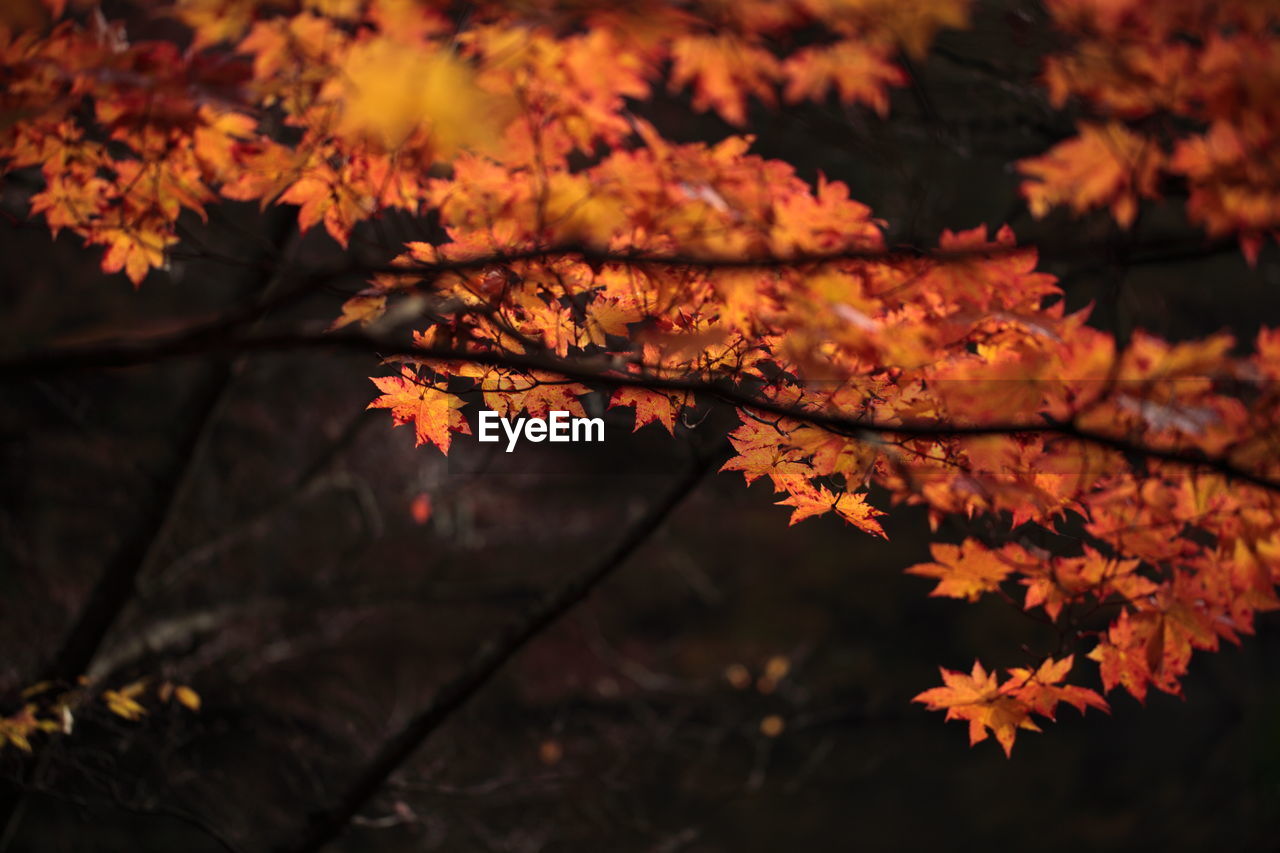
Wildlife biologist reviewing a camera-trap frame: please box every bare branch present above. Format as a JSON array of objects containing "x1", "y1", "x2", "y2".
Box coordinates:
[
  {"x1": 281, "y1": 443, "x2": 724, "y2": 853},
  {"x1": 0, "y1": 213, "x2": 298, "y2": 847}
]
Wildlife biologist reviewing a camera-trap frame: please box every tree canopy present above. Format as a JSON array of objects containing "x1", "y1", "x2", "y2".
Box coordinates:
[{"x1": 2, "y1": 0, "x2": 1280, "y2": 849}]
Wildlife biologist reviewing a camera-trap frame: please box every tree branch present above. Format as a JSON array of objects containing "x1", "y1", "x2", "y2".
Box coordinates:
[
  {"x1": 41, "y1": 212, "x2": 297, "y2": 683},
  {"x1": 4, "y1": 331, "x2": 1279, "y2": 496},
  {"x1": 335, "y1": 234, "x2": 1256, "y2": 279},
  {"x1": 12, "y1": 231, "x2": 1252, "y2": 375},
  {"x1": 280, "y1": 443, "x2": 724, "y2": 853},
  {"x1": 0, "y1": 213, "x2": 297, "y2": 844}
]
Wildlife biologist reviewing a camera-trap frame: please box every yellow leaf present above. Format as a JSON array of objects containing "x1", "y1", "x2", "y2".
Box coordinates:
[
  {"x1": 334, "y1": 39, "x2": 509, "y2": 155},
  {"x1": 103, "y1": 690, "x2": 147, "y2": 721},
  {"x1": 174, "y1": 686, "x2": 202, "y2": 711},
  {"x1": 330, "y1": 291, "x2": 387, "y2": 331}
]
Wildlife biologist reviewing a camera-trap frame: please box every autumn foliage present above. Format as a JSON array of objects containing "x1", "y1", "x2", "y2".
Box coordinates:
[{"x1": 3, "y1": 0, "x2": 1280, "y2": 759}]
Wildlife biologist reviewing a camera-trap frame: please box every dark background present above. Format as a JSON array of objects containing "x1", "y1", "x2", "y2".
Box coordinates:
[{"x1": 2, "y1": 2, "x2": 1279, "y2": 850}]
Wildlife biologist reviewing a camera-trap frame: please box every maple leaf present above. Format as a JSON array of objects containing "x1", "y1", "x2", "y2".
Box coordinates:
[
  {"x1": 1020, "y1": 122, "x2": 1161, "y2": 228},
  {"x1": 782, "y1": 41, "x2": 905, "y2": 116},
  {"x1": 1005, "y1": 655, "x2": 1109, "y2": 719},
  {"x1": 329, "y1": 290, "x2": 387, "y2": 331},
  {"x1": 94, "y1": 224, "x2": 174, "y2": 286},
  {"x1": 1087, "y1": 611, "x2": 1157, "y2": 702},
  {"x1": 175, "y1": 0, "x2": 261, "y2": 48},
  {"x1": 29, "y1": 171, "x2": 111, "y2": 236},
  {"x1": 775, "y1": 485, "x2": 836, "y2": 525},
  {"x1": 192, "y1": 106, "x2": 258, "y2": 180},
  {"x1": 773, "y1": 485, "x2": 885, "y2": 536},
  {"x1": 1033, "y1": 2, "x2": 1280, "y2": 257},
  {"x1": 1230, "y1": 538, "x2": 1280, "y2": 613},
  {"x1": 906, "y1": 540, "x2": 1019, "y2": 602},
  {"x1": 367, "y1": 371, "x2": 471, "y2": 454},
  {"x1": 913, "y1": 661, "x2": 1039, "y2": 757},
  {"x1": 832, "y1": 490, "x2": 886, "y2": 537},
  {"x1": 279, "y1": 165, "x2": 374, "y2": 248},
  {"x1": 669, "y1": 34, "x2": 780, "y2": 126},
  {"x1": 720, "y1": 445, "x2": 783, "y2": 486},
  {"x1": 1022, "y1": 550, "x2": 1149, "y2": 622},
  {"x1": 543, "y1": 172, "x2": 629, "y2": 247},
  {"x1": 608, "y1": 387, "x2": 679, "y2": 434},
  {"x1": 585, "y1": 296, "x2": 643, "y2": 346},
  {"x1": 844, "y1": 0, "x2": 972, "y2": 59},
  {"x1": 1086, "y1": 607, "x2": 1198, "y2": 703},
  {"x1": 720, "y1": 417, "x2": 800, "y2": 487},
  {"x1": 916, "y1": 656, "x2": 1106, "y2": 755},
  {"x1": 787, "y1": 425, "x2": 879, "y2": 482},
  {"x1": 330, "y1": 37, "x2": 511, "y2": 155},
  {"x1": 499, "y1": 374, "x2": 590, "y2": 420},
  {"x1": 456, "y1": 365, "x2": 527, "y2": 418}
]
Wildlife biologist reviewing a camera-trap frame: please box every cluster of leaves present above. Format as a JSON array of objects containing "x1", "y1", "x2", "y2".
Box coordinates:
[
  {"x1": 0, "y1": 679, "x2": 199, "y2": 753},
  {"x1": 0, "y1": 0, "x2": 968, "y2": 283},
  {"x1": 914, "y1": 656, "x2": 1108, "y2": 756},
  {"x1": 1019, "y1": 0, "x2": 1280, "y2": 259},
  {"x1": 4, "y1": 0, "x2": 1280, "y2": 756}
]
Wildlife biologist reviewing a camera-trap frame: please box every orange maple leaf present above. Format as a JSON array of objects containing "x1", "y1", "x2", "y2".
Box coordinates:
[
  {"x1": 774, "y1": 486, "x2": 886, "y2": 536},
  {"x1": 906, "y1": 540, "x2": 1018, "y2": 602},
  {"x1": 279, "y1": 165, "x2": 373, "y2": 248},
  {"x1": 1086, "y1": 609, "x2": 1192, "y2": 703},
  {"x1": 367, "y1": 371, "x2": 471, "y2": 454},
  {"x1": 782, "y1": 41, "x2": 905, "y2": 116},
  {"x1": 669, "y1": 34, "x2": 780, "y2": 126},
  {"x1": 1005, "y1": 655, "x2": 1109, "y2": 719},
  {"x1": 1022, "y1": 550, "x2": 1150, "y2": 622},
  {"x1": 609, "y1": 387, "x2": 680, "y2": 434},
  {"x1": 329, "y1": 290, "x2": 388, "y2": 331},
  {"x1": 501, "y1": 375, "x2": 590, "y2": 420},
  {"x1": 913, "y1": 660, "x2": 1039, "y2": 757},
  {"x1": 915, "y1": 656, "x2": 1105, "y2": 755},
  {"x1": 1019, "y1": 122, "x2": 1161, "y2": 228},
  {"x1": 95, "y1": 224, "x2": 174, "y2": 286}
]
